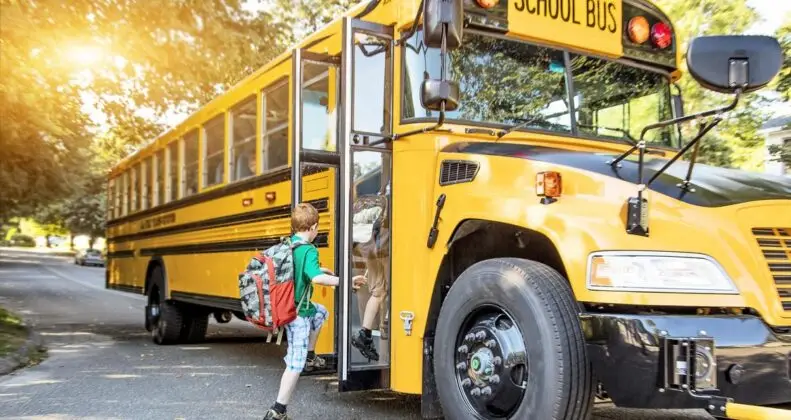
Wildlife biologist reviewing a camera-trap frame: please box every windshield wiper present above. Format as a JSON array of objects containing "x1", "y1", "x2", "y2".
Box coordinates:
[
  {"x1": 496, "y1": 116, "x2": 550, "y2": 140},
  {"x1": 576, "y1": 123, "x2": 638, "y2": 145}
]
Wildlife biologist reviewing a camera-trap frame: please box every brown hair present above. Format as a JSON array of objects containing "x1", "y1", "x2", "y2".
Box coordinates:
[{"x1": 291, "y1": 202, "x2": 319, "y2": 232}]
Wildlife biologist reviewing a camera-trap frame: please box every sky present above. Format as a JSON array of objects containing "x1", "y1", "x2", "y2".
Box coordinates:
[{"x1": 746, "y1": 0, "x2": 790, "y2": 35}]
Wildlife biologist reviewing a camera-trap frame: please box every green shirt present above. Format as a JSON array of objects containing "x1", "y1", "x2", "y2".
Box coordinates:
[{"x1": 291, "y1": 234, "x2": 323, "y2": 318}]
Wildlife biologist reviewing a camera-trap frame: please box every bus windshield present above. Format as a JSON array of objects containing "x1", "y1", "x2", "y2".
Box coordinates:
[{"x1": 402, "y1": 30, "x2": 679, "y2": 148}]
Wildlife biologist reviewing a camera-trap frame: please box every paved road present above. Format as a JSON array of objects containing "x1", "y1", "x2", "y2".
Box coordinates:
[{"x1": 0, "y1": 248, "x2": 715, "y2": 420}]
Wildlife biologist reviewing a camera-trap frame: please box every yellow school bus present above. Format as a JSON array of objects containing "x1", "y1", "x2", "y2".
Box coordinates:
[{"x1": 105, "y1": 0, "x2": 791, "y2": 418}]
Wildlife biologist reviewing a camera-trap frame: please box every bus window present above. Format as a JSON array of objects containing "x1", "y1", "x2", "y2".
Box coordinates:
[
  {"x1": 123, "y1": 171, "x2": 130, "y2": 215},
  {"x1": 203, "y1": 114, "x2": 226, "y2": 188},
  {"x1": 353, "y1": 32, "x2": 391, "y2": 135},
  {"x1": 263, "y1": 81, "x2": 289, "y2": 170},
  {"x1": 157, "y1": 149, "x2": 166, "y2": 206},
  {"x1": 145, "y1": 156, "x2": 153, "y2": 209},
  {"x1": 570, "y1": 53, "x2": 678, "y2": 147},
  {"x1": 350, "y1": 150, "x2": 391, "y2": 367},
  {"x1": 301, "y1": 62, "x2": 336, "y2": 152},
  {"x1": 168, "y1": 141, "x2": 178, "y2": 202},
  {"x1": 231, "y1": 96, "x2": 257, "y2": 181},
  {"x1": 132, "y1": 163, "x2": 140, "y2": 212},
  {"x1": 402, "y1": 29, "x2": 571, "y2": 133},
  {"x1": 184, "y1": 130, "x2": 199, "y2": 196}
]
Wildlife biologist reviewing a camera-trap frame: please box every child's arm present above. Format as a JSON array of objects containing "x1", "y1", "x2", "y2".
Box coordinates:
[{"x1": 304, "y1": 247, "x2": 339, "y2": 287}]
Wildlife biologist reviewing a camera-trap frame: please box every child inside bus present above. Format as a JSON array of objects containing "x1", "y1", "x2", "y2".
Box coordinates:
[{"x1": 264, "y1": 202, "x2": 339, "y2": 420}]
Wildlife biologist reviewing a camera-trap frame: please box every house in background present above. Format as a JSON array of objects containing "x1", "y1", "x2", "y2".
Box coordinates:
[{"x1": 761, "y1": 114, "x2": 791, "y2": 177}]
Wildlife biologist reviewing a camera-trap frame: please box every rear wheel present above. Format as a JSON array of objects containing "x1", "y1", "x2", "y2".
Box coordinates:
[
  {"x1": 433, "y1": 258, "x2": 593, "y2": 420},
  {"x1": 147, "y1": 266, "x2": 186, "y2": 345},
  {"x1": 180, "y1": 308, "x2": 209, "y2": 343}
]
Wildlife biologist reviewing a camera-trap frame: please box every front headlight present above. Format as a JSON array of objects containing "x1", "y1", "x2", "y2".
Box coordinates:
[{"x1": 586, "y1": 251, "x2": 738, "y2": 294}]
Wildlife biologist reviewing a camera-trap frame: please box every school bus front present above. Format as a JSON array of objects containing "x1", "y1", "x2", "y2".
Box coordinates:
[{"x1": 383, "y1": 1, "x2": 791, "y2": 419}]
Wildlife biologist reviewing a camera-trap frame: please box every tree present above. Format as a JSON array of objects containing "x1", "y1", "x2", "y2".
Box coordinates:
[
  {"x1": 656, "y1": 0, "x2": 772, "y2": 170},
  {"x1": 0, "y1": 0, "x2": 293, "y2": 221},
  {"x1": 774, "y1": 13, "x2": 791, "y2": 102}
]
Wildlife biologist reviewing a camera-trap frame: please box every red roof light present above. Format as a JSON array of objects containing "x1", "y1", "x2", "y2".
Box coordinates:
[{"x1": 651, "y1": 22, "x2": 672, "y2": 49}]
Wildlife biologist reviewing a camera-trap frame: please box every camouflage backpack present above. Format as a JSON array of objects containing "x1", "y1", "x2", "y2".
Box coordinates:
[{"x1": 238, "y1": 237, "x2": 311, "y2": 332}]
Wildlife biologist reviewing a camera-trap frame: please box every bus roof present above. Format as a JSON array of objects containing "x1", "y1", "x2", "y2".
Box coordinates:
[{"x1": 107, "y1": 0, "x2": 677, "y2": 177}]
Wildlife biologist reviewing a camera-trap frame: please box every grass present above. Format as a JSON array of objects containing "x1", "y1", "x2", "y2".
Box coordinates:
[
  {"x1": 0, "y1": 307, "x2": 46, "y2": 370},
  {"x1": 0, "y1": 307, "x2": 27, "y2": 358}
]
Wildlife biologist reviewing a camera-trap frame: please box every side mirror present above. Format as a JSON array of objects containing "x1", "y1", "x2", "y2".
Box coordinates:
[
  {"x1": 421, "y1": 80, "x2": 460, "y2": 111},
  {"x1": 686, "y1": 35, "x2": 782, "y2": 94},
  {"x1": 423, "y1": 0, "x2": 463, "y2": 50}
]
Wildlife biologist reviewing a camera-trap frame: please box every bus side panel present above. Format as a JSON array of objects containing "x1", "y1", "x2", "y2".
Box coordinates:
[{"x1": 390, "y1": 145, "x2": 440, "y2": 394}]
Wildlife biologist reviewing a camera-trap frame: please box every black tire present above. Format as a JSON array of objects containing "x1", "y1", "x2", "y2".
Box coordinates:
[
  {"x1": 433, "y1": 258, "x2": 593, "y2": 420},
  {"x1": 180, "y1": 309, "x2": 209, "y2": 343},
  {"x1": 148, "y1": 266, "x2": 185, "y2": 345}
]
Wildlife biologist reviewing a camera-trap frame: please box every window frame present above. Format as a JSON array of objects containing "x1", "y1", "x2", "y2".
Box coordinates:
[
  {"x1": 261, "y1": 77, "x2": 291, "y2": 173},
  {"x1": 229, "y1": 94, "x2": 259, "y2": 183},
  {"x1": 201, "y1": 113, "x2": 227, "y2": 190}
]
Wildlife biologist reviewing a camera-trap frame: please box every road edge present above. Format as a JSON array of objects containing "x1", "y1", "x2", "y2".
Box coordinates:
[{"x1": 0, "y1": 316, "x2": 47, "y2": 376}]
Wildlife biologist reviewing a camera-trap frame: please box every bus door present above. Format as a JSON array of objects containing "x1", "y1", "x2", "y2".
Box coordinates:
[
  {"x1": 291, "y1": 46, "x2": 341, "y2": 359},
  {"x1": 336, "y1": 16, "x2": 394, "y2": 391}
]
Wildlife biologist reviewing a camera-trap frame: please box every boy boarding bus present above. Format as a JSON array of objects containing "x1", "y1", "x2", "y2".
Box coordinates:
[{"x1": 105, "y1": 0, "x2": 791, "y2": 418}]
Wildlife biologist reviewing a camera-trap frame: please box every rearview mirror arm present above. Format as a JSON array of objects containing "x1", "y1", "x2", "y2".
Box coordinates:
[
  {"x1": 644, "y1": 116, "x2": 722, "y2": 188},
  {"x1": 608, "y1": 89, "x2": 741, "y2": 169}
]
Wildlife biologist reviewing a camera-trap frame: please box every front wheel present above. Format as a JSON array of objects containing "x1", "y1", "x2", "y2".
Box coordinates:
[{"x1": 433, "y1": 258, "x2": 593, "y2": 420}]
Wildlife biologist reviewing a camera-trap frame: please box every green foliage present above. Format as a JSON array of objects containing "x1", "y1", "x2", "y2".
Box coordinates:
[
  {"x1": 768, "y1": 138, "x2": 791, "y2": 168},
  {"x1": 655, "y1": 0, "x2": 773, "y2": 170},
  {"x1": 775, "y1": 13, "x2": 791, "y2": 102}
]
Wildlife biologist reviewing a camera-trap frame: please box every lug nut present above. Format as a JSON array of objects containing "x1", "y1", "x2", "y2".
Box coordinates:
[
  {"x1": 475, "y1": 331, "x2": 487, "y2": 340},
  {"x1": 493, "y1": 356, "x2": 502, "y2": 366},
  {"x1": 456, "y1": 362, "x2": 467, "y2": 371},
  {"x1": 465, "y1": 333, "x2": 475, "y2": 342},
  {"x1": 471, "y1": 387, "x2": 481, "y2": 397},
  {"x1": 481, "y1": 386, "x2": 492, "y2": 396},
  {"x1": 457, "y1": 344, "x2": 469, "y2": 354},
  {"x1": 461, "y1": 378, "x2": 472, "y2": 388},
  {"x1": 485, "y1": 339, "x2": 497, "y2": 349},
  {"x1": 489, "y1": 374, "x2": 500, "y2": 384}
]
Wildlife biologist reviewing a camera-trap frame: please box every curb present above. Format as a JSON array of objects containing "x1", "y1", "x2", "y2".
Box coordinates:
[{"x1": 0, "y1": 322, "x2": 46, "y2": 376}]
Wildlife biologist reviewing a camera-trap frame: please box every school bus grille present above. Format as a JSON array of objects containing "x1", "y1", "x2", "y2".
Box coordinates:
[{"x1": 752, "y1": 227, "x2": 791, "y2": 312}]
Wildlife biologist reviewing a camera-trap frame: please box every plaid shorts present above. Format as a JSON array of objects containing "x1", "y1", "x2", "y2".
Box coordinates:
[{"x1": 283, "y1": 303, "x2": 328, "y2": 372}]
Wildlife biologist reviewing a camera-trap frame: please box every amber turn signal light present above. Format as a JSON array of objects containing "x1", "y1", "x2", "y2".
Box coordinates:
[
  {"x1": 628, "y1": 16, "x2": 650, "y2": 44},
  {"x1": 536, "y1": 171, "x2": 562, "y2": 198}
]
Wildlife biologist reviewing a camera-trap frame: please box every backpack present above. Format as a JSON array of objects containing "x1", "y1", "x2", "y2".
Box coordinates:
[{"x1": 238, "y1": 236, "x2": 311, "y2": 333}]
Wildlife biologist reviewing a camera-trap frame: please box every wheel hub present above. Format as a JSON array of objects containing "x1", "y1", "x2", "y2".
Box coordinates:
[{"x1": 455, "y1": 310, "x2": 527, "y2": 418}]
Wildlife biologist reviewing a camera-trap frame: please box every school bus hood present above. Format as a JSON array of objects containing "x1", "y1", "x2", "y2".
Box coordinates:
[{"x1": 441, "y1": 142, "x2": 791, "y2": 207}]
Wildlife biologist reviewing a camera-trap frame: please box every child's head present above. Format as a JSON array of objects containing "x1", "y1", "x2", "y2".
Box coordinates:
[{"x1": 292, "y1": 202, "x2": 320, "y2": 240}]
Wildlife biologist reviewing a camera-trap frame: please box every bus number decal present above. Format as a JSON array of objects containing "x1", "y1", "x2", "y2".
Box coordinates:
[{"x1": 140, "y1": 213, "x2": 176, "y2": 231}]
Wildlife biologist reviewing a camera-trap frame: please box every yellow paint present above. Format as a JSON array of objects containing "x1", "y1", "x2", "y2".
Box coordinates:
[
  {"x1": 726, "y1": 402, "x2": 791, "y2": 420},
  {"x1": 508, "y1": 0, "x2": 624, "y2": 57},
  {"x1": 104, "y1": 0, "x2": 789, "y2": 409}
]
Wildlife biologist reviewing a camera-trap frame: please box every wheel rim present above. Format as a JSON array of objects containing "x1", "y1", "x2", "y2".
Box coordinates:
[
  {"x1": 149, "y1": 293, "x2": 164, "y2": 341},
  {"x1": 454, "y1": 305, "x2": 527, "y2": 419}
]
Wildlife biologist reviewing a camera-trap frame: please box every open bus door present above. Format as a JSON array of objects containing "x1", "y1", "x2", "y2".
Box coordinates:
[
  {"x1": 337, "y1": 16, "x2": 394, "y2": 391},
  {"x1": 291, "y1": 16, "x2": 394, "y2": 391}
]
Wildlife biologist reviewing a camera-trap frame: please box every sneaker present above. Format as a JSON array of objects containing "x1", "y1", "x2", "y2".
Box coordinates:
[
  {"x1": 305, "y1": 354, "x2": 326, "y2": 371},
  {"x1": 263, "y1": 408, "x2": 288, "y2": 420},
  {"x1": 351, "y1": 329, "x2": 380, "y2": 361}
]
